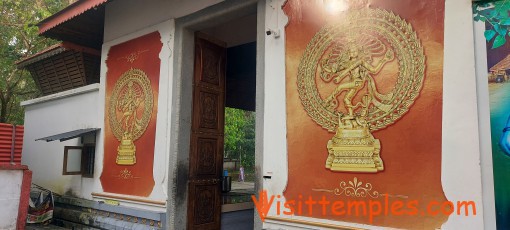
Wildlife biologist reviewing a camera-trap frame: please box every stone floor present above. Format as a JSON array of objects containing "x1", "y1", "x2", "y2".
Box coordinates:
[
  {"x1": 223, "y1": 181, "x2": 255, "y2": 204},
  {"x1": 231, "y1": 181, "x2": 255, "y2": 191}
]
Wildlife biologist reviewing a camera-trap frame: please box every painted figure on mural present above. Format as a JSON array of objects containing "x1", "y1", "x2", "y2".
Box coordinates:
[{"x1": 320, "y1": 38, "x2": 394, "y2": 122}]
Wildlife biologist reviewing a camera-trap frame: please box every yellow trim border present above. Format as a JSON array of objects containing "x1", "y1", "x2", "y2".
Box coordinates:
[
  {"x1": 91, "y1": 192, "x2": 166, "y2": 207},
  {"x1": 265, "y1": 216, "x2": 368, "y2": 230}
]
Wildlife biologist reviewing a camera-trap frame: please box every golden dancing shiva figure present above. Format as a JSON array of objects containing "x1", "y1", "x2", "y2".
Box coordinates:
[
  {"x1": 296, "y1": 9, "x2": 426, "y2": 173},
  {"x1": 321, "y1": 41, "x2": 394, "y2": 122},
  {"x1": 118, "y1": 81, "x2": 143, "y2": 136},
  {"x1": 319, "y1": 37, "x2": 395, "y2": 172},
  {"x1": 115, "y1": 80, "x2": 143, "y2": 165},
  {"x1": 109, "y1": 68, "x2": 154, "y2": 166}
]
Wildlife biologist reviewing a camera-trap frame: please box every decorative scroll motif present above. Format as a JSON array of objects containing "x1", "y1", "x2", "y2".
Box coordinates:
[
  {"x1": 312, "y1": 177, "x2": 408, "y2": 199},
  {"x1": 114, "y1": 168, "x2": 140, "y2": 179},
  {"x1": 119, "y1": 50, "x2": 149, "y2": 63},
  {"x1": 297, "y1": 8, "x2": 425, "y2": 173},
  {"x1": 337, "y1": 177, "x2": 379, "y2": 198},
  {"x1": 109, "y1": 68, "x2": 154, "y2": 165},
  {"x1": 119, "y1": 168, "x2": 133, "y2": 179}
]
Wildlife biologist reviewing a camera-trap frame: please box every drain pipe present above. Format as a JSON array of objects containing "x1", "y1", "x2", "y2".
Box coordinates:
[{"x1": 10, "y1": 124, "x2": 16, "y2": 165}]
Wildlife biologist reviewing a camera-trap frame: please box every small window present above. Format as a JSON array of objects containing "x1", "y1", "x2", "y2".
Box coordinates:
[
  {"x1": 63, "y1": 145, "x2": 95, "y2": 177},
  {"x1": 63, "y1": 146, "x2": 82, "y2": 175}
]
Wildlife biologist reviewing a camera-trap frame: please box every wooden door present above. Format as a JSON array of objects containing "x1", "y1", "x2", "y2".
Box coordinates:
[{"x1": 187, "y1": 33, "x2": 226, "y2": 230}]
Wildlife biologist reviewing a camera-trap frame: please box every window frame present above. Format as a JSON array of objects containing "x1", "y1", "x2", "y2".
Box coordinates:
[
  {"x1": 62, "y1": 144, "x2": 95, "y2": 177},
  {"x1": 63, "y1": 146, "x2": 84, "y2": 175}
]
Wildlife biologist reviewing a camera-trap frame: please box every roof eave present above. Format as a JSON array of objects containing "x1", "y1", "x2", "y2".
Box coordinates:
[
  {"x1": 16, "y1": 42, "x2": 100, "y2": 68},
  {"x1": 37, "y1": 0, "x2": 108, "y2": 35}
]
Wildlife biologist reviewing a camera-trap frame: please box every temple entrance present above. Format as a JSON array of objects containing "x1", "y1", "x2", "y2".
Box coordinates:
[{"x1": 186, "y1": 11, "x2": 257, "y2": 230}]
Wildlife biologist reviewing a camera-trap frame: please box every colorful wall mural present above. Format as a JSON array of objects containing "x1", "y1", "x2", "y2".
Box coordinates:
[
  {"x1": 474, "y1": 2, "x2": 510, "y2": 229},
  {"x1": 284, "y1": 0, "x2": 446, "y2": 228},
  {"x1": 101, "y1": 32, "x2": 162, "y2": 197}
]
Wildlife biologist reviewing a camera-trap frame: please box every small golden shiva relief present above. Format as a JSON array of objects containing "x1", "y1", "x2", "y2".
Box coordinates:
[
  {"x1": 109, "y1": 68, "x2": 153, "y2": 165},
  {"x1": 297, "y1": 8, "x2": 425, "y2": 173}
]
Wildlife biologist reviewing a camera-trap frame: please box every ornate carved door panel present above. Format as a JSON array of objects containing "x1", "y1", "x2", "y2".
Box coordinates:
[{"x1": 187, "y1": 33, "x2": 226, "y2": 230}]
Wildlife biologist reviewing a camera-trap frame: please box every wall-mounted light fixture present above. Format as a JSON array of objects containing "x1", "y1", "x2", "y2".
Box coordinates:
[
  {"x1": 266, "y1": 29, "x2": 280, "y2": 38},
  {"x1": 324, "y1": 0, "x2": 349, "y2": 14}
]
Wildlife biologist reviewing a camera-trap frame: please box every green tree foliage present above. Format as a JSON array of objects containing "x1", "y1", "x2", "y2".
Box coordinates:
[
  {"x1": 224, "y1": 107, "x2": 255, "y2": 171},
  {"x1": 473, "y1": 0, "x2": 510, "y2": 49},
  {"x1": 0, "y1": 0, "x2": 69, "y2": 124}
]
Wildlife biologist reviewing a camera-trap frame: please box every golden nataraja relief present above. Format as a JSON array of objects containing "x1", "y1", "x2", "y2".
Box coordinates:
[
  {"x1": 109, "y1": 68, "x2": 153, "y2": 165},
  {"x1": 297, "y1": 8, "x2": 425, "y2": 173}
]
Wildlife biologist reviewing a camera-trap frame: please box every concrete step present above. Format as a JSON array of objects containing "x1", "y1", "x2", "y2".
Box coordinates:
[{"x1": 25, "y1": 223, "x2": 70, "y2": 230}]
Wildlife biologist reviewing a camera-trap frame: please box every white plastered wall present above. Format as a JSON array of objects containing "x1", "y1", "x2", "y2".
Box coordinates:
[
  {"x1": 440, "y1": 0, "x2": 485, "y2": 228},
  {"x1": 260, "y1": 0, "x2": 288, "y2": 216},
  {"x1": 472, "y1": 13, "x2": 497, "y2": 230},
  {"x1": 262, "y1": 0, "x2": 487, "y2": 229},
  {"x1": 21, "y1": 84, "x2": 100, "y2": 198},
  {"x1": 0, "y1": 170, "x2": 22, "y2": 230},
  {"x1": 103, "y1": 0, "x2": 223, "y2": 43}
]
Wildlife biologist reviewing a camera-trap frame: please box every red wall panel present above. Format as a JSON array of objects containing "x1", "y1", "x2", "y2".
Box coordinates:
[{"x1": 0, "y1": 123, "x2": 24, "y2": 165}]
